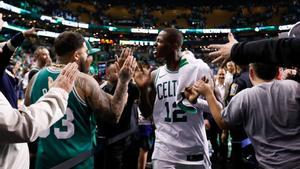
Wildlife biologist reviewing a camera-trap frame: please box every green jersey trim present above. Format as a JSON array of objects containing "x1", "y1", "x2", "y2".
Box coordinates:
[
  {"x1": 47, "y1": 67, "x2": 60, "y2": 74},
  {"x1": 30, "y1": 70, "x2": 41, "y2": 98},
  {"x1": 72, "y1": 87, "x2": 87, "y2": 106},
  {"x1": 179, "y1": 58, "x2": 189, "y2": 68}
]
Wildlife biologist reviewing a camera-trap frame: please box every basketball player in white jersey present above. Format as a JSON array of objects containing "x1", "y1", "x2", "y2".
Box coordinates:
[{"x1": 134, "y1": 28, "x2": 212, "y2": 169}]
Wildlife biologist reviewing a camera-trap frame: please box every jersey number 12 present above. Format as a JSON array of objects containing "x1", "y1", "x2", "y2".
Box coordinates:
[{"x1": 164, "y1": 102, "x2": 187, "y2": 122}]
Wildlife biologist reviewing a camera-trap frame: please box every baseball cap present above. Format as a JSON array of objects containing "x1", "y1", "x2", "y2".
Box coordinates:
[
  {"x1": 85, "y1": 39, "x2": 100, "y2": 56},
  {"x1": 288, "y1": 21, "x2": 300, "y2": 38},
  {"x1": 278, "y1": 21, "x2": 300, "y2": 38}
]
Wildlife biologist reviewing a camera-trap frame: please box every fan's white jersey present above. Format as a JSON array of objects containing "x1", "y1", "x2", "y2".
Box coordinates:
[{"x1": 152, "y1": 65, "x2": 211, "y2": 168}]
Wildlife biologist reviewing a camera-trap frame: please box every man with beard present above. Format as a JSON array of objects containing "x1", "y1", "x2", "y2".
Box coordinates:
[
  {"x1": 25, "y1": 31, "x2": 137, "y2": 169},
  {"x1": 28, "y1": 46, "x2": 52, "y2": 80}
]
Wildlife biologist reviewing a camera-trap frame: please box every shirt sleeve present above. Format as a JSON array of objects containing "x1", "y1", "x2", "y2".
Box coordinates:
[
  {"x1": 0, "y1": 87, "x2": 68, "y2": 144},
  {"x1": 222, "y1": 91, "x2": 245, "y2": 127},
  {"x1": 231, "y1": 38, "x2": 300, "y2": 67},
  {"x1": 193, "y1": 97, "x2": 223, "y2": 114}
]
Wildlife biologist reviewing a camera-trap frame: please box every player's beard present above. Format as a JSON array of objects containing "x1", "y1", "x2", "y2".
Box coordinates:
[{"x1": 78, "y1": 57, "x2": 88, "y2": 73}]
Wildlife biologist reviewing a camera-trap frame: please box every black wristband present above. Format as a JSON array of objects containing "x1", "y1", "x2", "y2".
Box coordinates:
[{"x1": 10, "y1": 32, "x2": 25, "y2": 48}]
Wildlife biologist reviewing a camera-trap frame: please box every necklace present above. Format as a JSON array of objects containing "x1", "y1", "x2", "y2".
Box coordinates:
[{"x1": 51, "y1": 63, "x2": 66, "y2": 68}]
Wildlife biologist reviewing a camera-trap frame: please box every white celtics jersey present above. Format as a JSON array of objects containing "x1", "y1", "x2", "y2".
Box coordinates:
[{"x1": 152, "y1": 65, "x2": 211, "y2": 167}]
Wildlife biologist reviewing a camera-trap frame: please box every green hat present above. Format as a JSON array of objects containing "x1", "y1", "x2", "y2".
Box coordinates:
[{"x1": 85, "y1": 39, "x2": 100, "y2": 56}]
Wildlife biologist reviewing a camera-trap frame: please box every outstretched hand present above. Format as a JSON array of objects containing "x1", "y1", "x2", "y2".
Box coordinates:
[
  {"x1": 134, "y1": 63, "x2": 151, "y2": 89},
  {"x1": 118, "y1": 55, "x2": 137, "y2": 84},
  {"x1": 22, "y1": 27, "x2": 43, "y2": 38},
  {"x1": 117, "y1": 47, "x2": 133, "y2": 68},
  {"x1": 208, "y1": 33, "x2": 238, "y2": 67},
  {"x1": 48, "y1": 62, "x2": 79, "y2": 93}
]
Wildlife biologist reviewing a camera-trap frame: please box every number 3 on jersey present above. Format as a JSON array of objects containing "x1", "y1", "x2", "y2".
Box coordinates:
[
  {"x1": 164, "y1": 102, "x2": 187, "y2": 122},
  {"x1": 39, "y1": 108, "x2": 75, "y2": 139}
]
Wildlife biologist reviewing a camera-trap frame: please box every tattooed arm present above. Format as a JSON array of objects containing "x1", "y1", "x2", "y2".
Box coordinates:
[{"x1": 82, "y1": 56, "x2": 136, "y2": 123}]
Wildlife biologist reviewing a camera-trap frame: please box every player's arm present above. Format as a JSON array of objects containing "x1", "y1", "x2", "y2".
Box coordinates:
[
  {"x1": 0, "y1": 28, "x2": 39, "y2": 74},
  {"x1": 83, "y1": 74, "x2": 127, "y2": 123},
  {"x1": 192, "y1": 80, "x2": 229, "y2": 129},
  {"x1": 205, "y1": 88, "x2": 228, "y2": 129},
  {"x1": 136, "y1": 69, "x2": 157, "y2": 118},
  {"x1": 84, "y1": 56, "x2": 136, "y2": 123},
  {"x1": 185, "y1": 65, "x2": 223, "y2": 113}
]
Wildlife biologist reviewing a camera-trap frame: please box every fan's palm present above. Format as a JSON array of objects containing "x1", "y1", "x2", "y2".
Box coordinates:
[{"x1": 134, "y1": 68, "x2": 151, "y2": 88}]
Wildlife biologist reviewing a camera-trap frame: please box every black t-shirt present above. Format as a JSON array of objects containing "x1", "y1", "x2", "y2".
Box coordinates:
[{"x1": 98, "y1": 82, "x2": 139, "y2": 138}]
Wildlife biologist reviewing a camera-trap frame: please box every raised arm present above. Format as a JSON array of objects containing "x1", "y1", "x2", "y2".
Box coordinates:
[
  {"x1": 84, "y1": 55, "x2": 137, "y2": 123},
  {"x1": 0, "y1": 33, "x2": 25, "y2": 74},
  {"x1": 134, "y1": 67, "x2": 157, "y2": 118},
  {"x1": 192, "y1": 80, "x2": 228, "y2": 129},
  {"x1": 208, "y1": 33, "x2": 300, "y2": 67},
  {"x1": 0, "y1": 28, "x2": 39, "y2": 74},
  {"x1": 230, "y1": 38, "x2": 300, "y2": 67}
]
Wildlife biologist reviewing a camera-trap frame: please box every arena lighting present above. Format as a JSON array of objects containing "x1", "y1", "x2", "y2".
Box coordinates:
[
  {"x1": 234, "y1": 27, "x2": 254, "y2": 32},
  {"x1": 258, "y1": 26, "x2": 276, "y2": 31},
  {"x1": 2, "y1": 23, "x2": 98, "y2": 43},
  {"x1": 2, "y1": 22, "x2": 25, "y2": 32},
  {"x1": 180, "y1": 29, "x2": 188, "y2": 33},
  {"x1": 37, "y1": 31, "x2": 59, "y2": 38},
  {"x1": 78, "y1": 23, "x2": 89, "y2": 29},
  {"x1": 40, "y1": 15, "x2": 58, "y2": 24},
  {"x1": 0, "y1": 1, "x2": 91, "y2": 29},
  {"x1": 202, "y1": 29, "x2": 231, "y2": 34},
  {"x1": 279, "y1": 24, "x2": 294, "y2": 31},
  {"x1": 131, "y1": 28, "x2": 159, "y2": 34},
  {"x1": 62, "y1": 20, "x2": 78, "y2": 27},
  {"x1": 100, "y1": 39, "x2": 114, "y2": 44},
  {"x1": 119, "y1": 40, "x2": 155, "y2": 46},
  {"x1": 0, "y1": 1, "x2": 30, "y2": 14},
  {"x1": 179, "y1": 28, "x2": 231, "y2": 34},
  {"x1": 108, "y1": 27, "x2": 117, "y2": 31},
  {"x1": 253, "y1": 26, "x2": 276, "y2": 32},
  {"x1": 0, "y1": 1, "x2": 295, "y2": 34},
  {"x1": 85, "y1": 37, "x2": 100, "y2": 42}
]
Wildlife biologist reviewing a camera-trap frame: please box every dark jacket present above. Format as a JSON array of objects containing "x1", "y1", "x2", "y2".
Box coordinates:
[
  {"x1": 0, "y1": 33, "x2": 25, "y2": 108},
  {"x1": 231, "y1": 38, "x2": 300, "y2": 67},
  {"x1": 98, "y1": 82, "x2": 139, "y2": 138},
  {"x1": 226, "y1": 71, "x2": 252, "y2": 142}
]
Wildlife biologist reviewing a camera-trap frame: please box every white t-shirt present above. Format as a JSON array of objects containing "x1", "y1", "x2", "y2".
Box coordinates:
[{"x1": 222, "y1": 80, "x2": 300, "y2": 169}]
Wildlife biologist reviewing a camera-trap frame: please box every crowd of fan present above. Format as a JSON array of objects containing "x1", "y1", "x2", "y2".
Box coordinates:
[
  {"x1": 1, "y1": 0, "x2": 300, "y2": 166},
  {"x1": 8, "y1": 0, "x2": 300, "y2": 28}
]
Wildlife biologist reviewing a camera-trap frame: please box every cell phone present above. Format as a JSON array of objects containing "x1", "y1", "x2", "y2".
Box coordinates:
[{"x1": 98, "y1": 62, "x2": 107, "y2": 81}]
